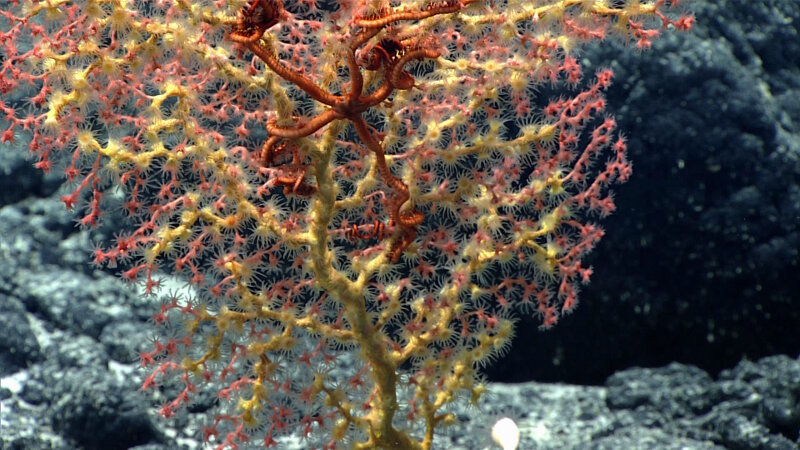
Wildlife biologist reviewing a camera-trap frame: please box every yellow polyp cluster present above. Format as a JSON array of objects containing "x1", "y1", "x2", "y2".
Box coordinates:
[
  {"x1": 181, "y1": 356, "x2": 202, "y2": 374},
  {"x1": 474, "y1": 332, "x2": 497, "y2": 356},
  {"x1": 184, "y1": 317, "x2": 201, "y2": 335},
  {"x1": 545, "y1": 172, "x2": 565, "y2": 196},
  {"x1": 146, "y1": 223, "x2": 194, "y2": 263},
  {"x1": 76, "y1": 131, "x2": 98, "y2": 152},
  {"x1": 100, "y1": 140, "x2": 138, "y2": 171},
  {"x1": 520, "y1": 122, "x2": 556, "y2": 144},
  {"x1": 495, "y1": 320, "x2": 514, "y2": 347},
  {"x1": 220, "y1": 214, "x2": 241, "y2": 230},
  {"x1": 538, "y1": 207, "x2": 562, "y2": 234},
  {"x1": 43, "y1": 92, "x2": 66, "y2": 130},
  {"x1": 214, "y1": 308, "x2": 231, "y2": 332},
  {"x1": 108, "y1": 2, "x2": 132, "y2": 32},
  {"x1": 533, "y1": 240, "x2": 562, "y2": 275},
  {"x1": 332, "y1": 418, "x2": 350, "y2": 440},
  {"x1": 238, "y1": 397, "x2": 261, "y2": 426},
  {"x1": 468, "y1": 185, "x2": 493, "y2": 211},
  {"x1": 323, "y1": 387, "x2": 346, "y2": 408},
  {"x1": 509, "y1": 71, "x2": 527, "y2": 93},
  {"x1": 84, "y1": 0, "x2": 104, "y2": 20},
  {"x1": 478, "y1": 211, "x2": 503, "y2": 235},
  {"x1": 424, "y1": 122, "x2": 442, "y2": 142},
  {"x1": 225, "y1": 259, "x2": 252, "y2": 282}
]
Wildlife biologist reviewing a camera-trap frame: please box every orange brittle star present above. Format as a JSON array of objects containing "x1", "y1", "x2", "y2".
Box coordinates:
[{"x1": 228, "y1": 0, "x2": 476, "y2": 262}]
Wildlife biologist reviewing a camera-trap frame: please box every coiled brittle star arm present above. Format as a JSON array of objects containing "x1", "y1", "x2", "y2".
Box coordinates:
[
  {"x1": 351, "y1": 115, "x2": 424, "y2": 262},
  {"x1": 222, "y1": 0, "x2": 475, "y2": 262}
]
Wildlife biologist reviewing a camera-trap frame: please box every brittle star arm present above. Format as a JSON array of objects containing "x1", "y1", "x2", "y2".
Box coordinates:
[
  {"x1": 354, "y1": 0, "x2": 479, "y2": 29},
  {"x1": 351, "y1": 115, "x2": 423, "y2": 261},
  {"x1": 344, "y1": 49, "x2": 364, "y2": 106},
  {"x1": 245, "y1": 40, "x2": 342, "y2": 108},
  {"x1": 266, "y1": 109, "x2": 343, "y2": 139}
]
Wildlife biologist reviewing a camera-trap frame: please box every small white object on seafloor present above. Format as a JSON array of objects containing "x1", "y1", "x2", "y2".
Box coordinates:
[{"x1": 491, "y1": 417, "x2": 520, "y2": 450}]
